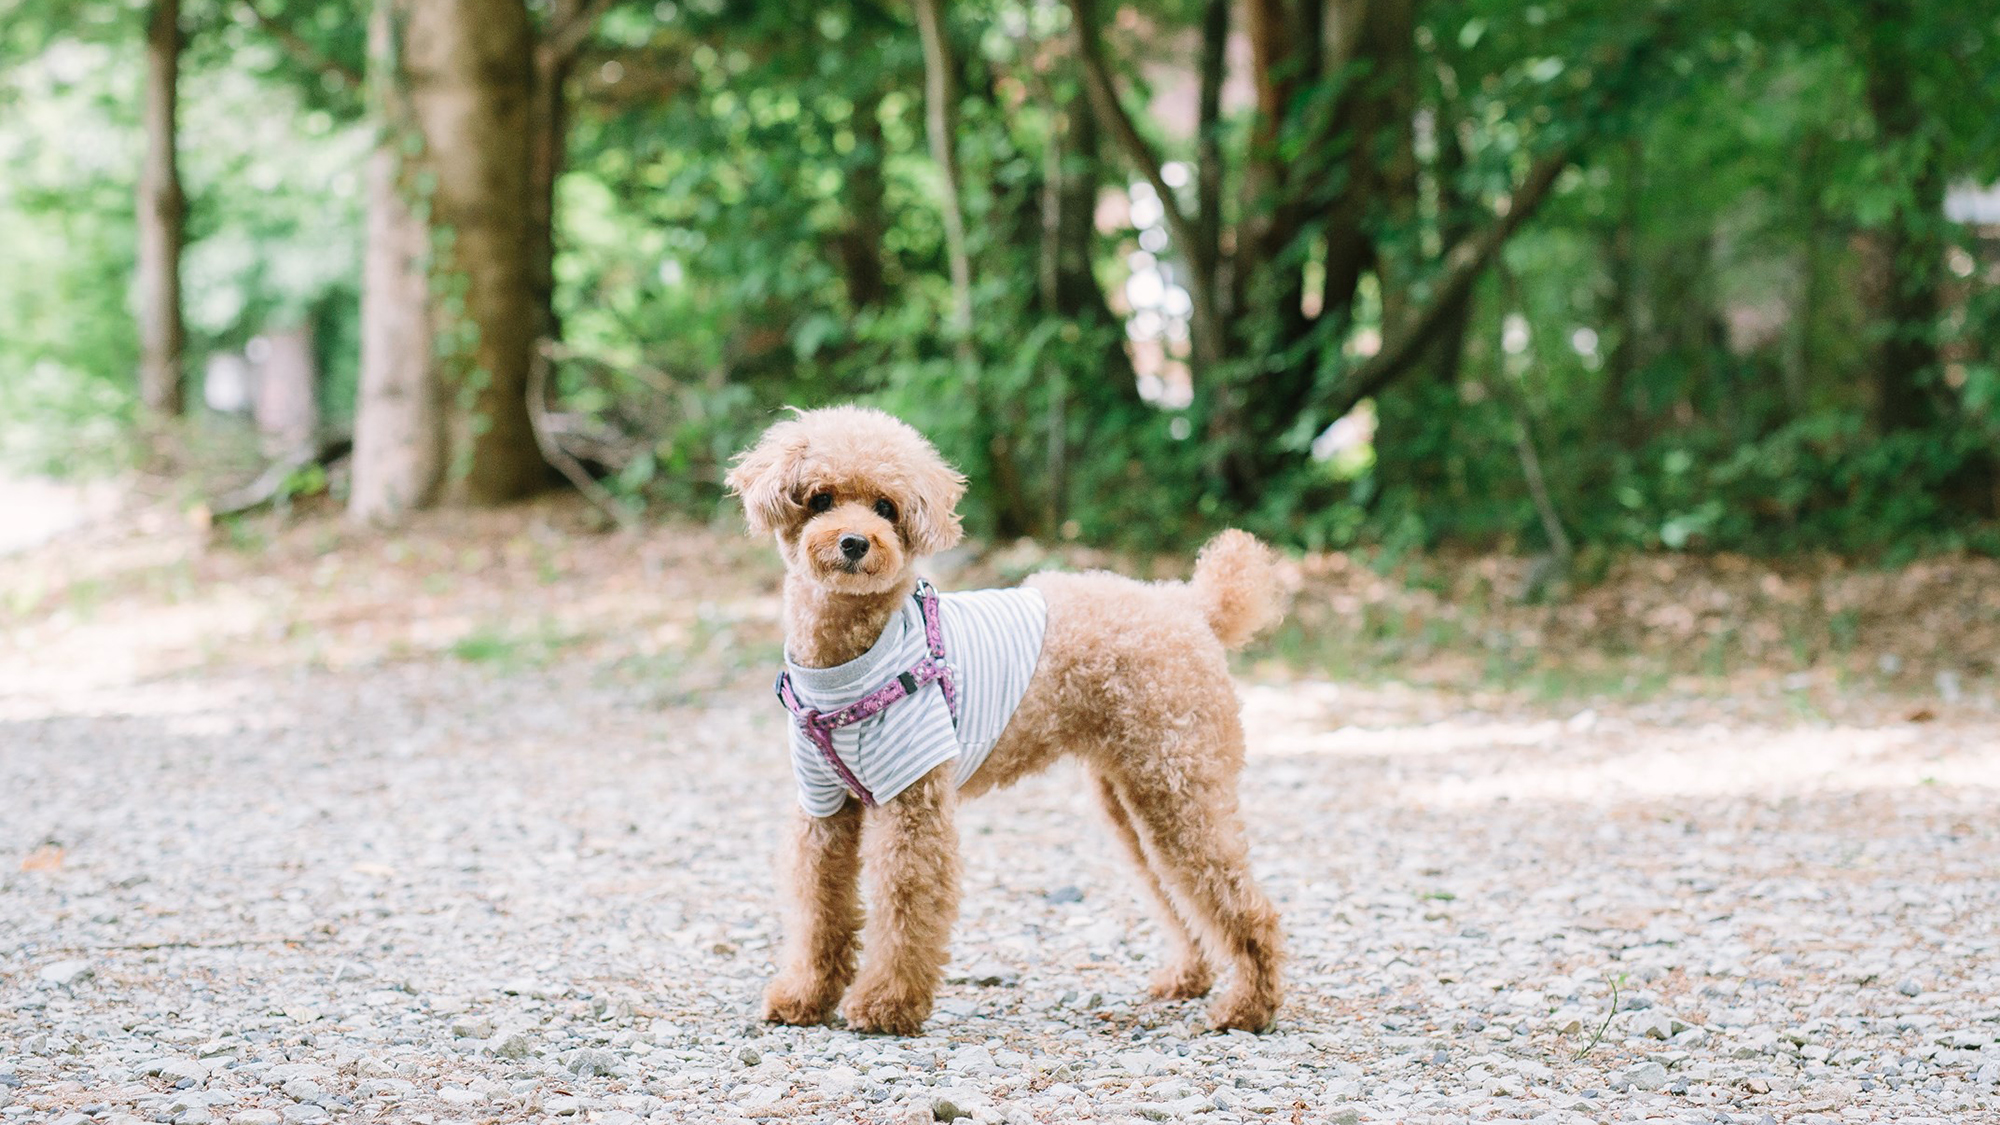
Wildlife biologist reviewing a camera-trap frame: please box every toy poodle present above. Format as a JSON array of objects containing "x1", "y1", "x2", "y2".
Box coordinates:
[{"x1": 725, "y1": 405, "x2": 1285, "y2": 1035}]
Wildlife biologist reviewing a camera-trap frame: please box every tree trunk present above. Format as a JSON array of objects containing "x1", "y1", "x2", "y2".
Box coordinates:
[
  {"x1": 1786, "y1": 132, "x2": 1826, "y2": 421},
  {"x1": 1069, "y1": 0, "x2": 1219, "y2": 368},
  {"x1": 351, "y1": 0, "x2": 542, "y2": 523},
  {"x1": 833, "y1": 86, "x2": 892, "y2": 311},
  {"x1": 1860, "y1": 4, "x2": 1942, "y2": 434},
  {"x1": 254, "y1": 323, "x2": 320, "y2": 457},
  {"x1": 913, "y1": 0, "x2": 974, "y2": 348},
  {"x1": 1195, "y1": 0, "x2": 1228, "y2": 329},
  {"x1": 1423, "y1": 102, "x2": 1476, "y2": 391},
  {"x1": 1045, "y1": 78, "x2": 1139, "y2": 408},
  {"x1": 137, "y1": 0, "x2": 186, "y2": 420},
  {"x1": 526, "y1": 0, "x2": 578, "y2": 350},
  {"x1": 1601, "y1": 133, "x2": 1643, "y2": 442},
  {"x1": 352, "y1": 0, "x2": 443, "y2": 519}
]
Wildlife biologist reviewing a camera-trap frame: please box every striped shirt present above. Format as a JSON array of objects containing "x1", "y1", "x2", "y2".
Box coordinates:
[{"x1": 783, "y1": 586, "x2": 1048, "y2": 816}]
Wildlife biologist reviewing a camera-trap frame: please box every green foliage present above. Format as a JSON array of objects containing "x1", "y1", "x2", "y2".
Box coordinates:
[
  {"x1": 3, "y1": 0, "x2": 1998, "y2": 561},
  {"x1": 1, "y1": 5, "x2": 366, "y2": 472},
  {"x1": 0, "y1": 36, "x2": 140, "y2": 473}
]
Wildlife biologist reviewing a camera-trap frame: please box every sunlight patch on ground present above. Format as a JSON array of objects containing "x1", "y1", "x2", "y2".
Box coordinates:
[
  {"x1": 0, "y1": 474, "x2": 122, "y2": 556},
  {"x1": 1242, "y1": 679, "x2": 2000, "y2": 807}
]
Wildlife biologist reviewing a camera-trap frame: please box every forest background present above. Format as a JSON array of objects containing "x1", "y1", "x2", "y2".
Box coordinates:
[{"x1": 2, "y1": 0, "x2": 1998, "y2": 567}]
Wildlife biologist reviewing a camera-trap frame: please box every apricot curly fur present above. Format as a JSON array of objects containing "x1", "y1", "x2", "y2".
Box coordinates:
[{"x1": 728, "y1": 405, "x2": 1287, "y2": 1035}]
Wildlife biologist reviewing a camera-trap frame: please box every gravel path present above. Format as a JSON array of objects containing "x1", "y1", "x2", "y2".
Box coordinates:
[
  {"x1": 3, "y1": 501, "x2": 1999, "y2": 1124},
  {"x1": 5, "y1": 660, "x2": 1998, "y2": 1125}
]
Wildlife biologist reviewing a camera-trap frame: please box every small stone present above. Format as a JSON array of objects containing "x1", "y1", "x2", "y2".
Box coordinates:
[
  {"x1": 491, "y1": 1032, "x2": 532, "y2": 1060},
  {"x1": 544, "y1": 1095, "x2": 582, "y2": 1115},
  {"x1": 450, "y1": 1016, "x2": 494, "y2": 1039},
  {"x1": 737, "y1": 1045, "x2": 761, "y2": 1067},
  {"x1": 566, "y1": 1047, "x2": 618, "y2": 1077},
  {"x1": 955, "y1": 962, "x2": 1017, "y2": 988},
  {"x1": 1621, "y1": 1061, "x2": 1670, "y2": 1091},
  {"x1": 1628, "y1": 1009, "x2": 1675, "y2": 1040},
  {"x1": 1044, "y1": 886, "x2": 1084, "y2": 904},
  {"x1": 1116, "y1": 1050, "x2": 1170, "y2": 1076},
  {"x1": 1897, "y1": 978, "x2": 1923, "y2": 997},
  {"x1": 931, "y1": 1097, "x2": 970, "y2": 1122},
  {"x1": 437, "y1": 1088, "x2": 483, "y2": 1106},
  {"x1": 231, "y1": 1112, "x2": 282, "y2": 1125},
  {"x1": 159, "y1": 1060, "x2": 208, "y2": 1084},
  {"x1": 817, "y1": 1065, "x2": 861, "y2": 1095},
  {"x1": 39, "y1": 960, "x2": 94, "y2": 987}
]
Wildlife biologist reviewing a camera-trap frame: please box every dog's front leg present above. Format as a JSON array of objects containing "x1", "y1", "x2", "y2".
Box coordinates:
[
  {"x1": 763, "y1": 800, "x2": 864, "y2": 1025},
  {"x1": 841, "y1": 765, "x2": 960, "y2": 1035}
]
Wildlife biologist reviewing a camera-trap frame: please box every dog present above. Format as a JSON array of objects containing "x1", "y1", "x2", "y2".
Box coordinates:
[{"x1": 725, "y1": 405, "x2": 1285, "y2": 1035}]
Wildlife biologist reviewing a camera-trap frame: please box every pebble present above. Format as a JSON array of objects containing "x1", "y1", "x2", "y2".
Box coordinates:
[
  {"x1": 38, "y1": 961, "x2": 94, "y2": 988},
  {"x1": 1621, "y1": 1061, "x2": 1671, "y2": 1091}
]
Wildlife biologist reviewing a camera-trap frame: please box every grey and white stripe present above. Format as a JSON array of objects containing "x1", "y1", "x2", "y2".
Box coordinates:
[{"x1": 783, "y1": 585, "x2": 1048, "y2": 816}]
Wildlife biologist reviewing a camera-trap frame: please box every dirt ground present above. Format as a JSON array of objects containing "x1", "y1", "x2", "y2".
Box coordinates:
[{"x1": 3, "y1": 491, "x2": 1997, "y2": 1124}]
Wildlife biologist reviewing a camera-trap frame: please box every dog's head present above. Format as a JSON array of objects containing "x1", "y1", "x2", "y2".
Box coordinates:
[{"x1": 725, "y1": 406, "x2": 966, "y2": 595}]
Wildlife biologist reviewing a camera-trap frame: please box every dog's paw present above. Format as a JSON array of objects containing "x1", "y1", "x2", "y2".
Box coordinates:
[
  {"x1": 762, "y1": 974, "x2": 837, "y2": 1026},
  {"x1": 1147, "y1": 958, "x2": 1216, "y2": 1001},
  {"x1": 839, "y1": 977, "x2": 932, "y2": 1036},
  {"x1": 1206, "y1": 988, "x2": 1279, "y2": 1033}
]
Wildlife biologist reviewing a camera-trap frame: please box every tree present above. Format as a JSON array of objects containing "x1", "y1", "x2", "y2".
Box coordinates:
[
  {"x1": 137, "y1": 0, "x2": 187, "y2": 420},
  {"x1": 350, "y1": 0, "x2": 543, "y2": 520},
  {"x1": 1071, "y1": 0, "x2": 1635, "y2": 501}
]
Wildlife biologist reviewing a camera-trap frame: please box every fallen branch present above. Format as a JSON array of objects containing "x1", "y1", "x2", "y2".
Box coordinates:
[
  {"x1": 530, "y1": 344, "x2": 640, "y2": 533},
  {"x1": 207, "y1": 434, "x2": 352, "y2": 518}
]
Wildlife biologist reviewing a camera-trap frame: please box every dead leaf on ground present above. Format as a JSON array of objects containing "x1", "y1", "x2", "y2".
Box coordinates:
[
  {"x1": 21, "y1": 843, "x2": 64, "y2": 871},
  {"x1": 1905, "y1": 707, "x2": 1937, "y2": 723}
]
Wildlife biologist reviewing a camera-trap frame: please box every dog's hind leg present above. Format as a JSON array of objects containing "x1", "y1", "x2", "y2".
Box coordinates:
[
  {"x1": 1108, "y1": 730, "x2": 1284, "y2": 1032},
  {"x1": 1090, "y1": 769, "x2": 1216, "y2": 1000},
  {"x1": 763, "y1": 801, "x2": 864, "y2": 1025},
  {"x1": 842, "y1": 765, "x2": 961, "y2": 1035}
]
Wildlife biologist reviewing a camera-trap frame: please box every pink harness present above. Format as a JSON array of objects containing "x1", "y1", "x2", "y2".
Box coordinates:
[{"x1": 775, "y1": 580, "x2": 959, "y2": 808}]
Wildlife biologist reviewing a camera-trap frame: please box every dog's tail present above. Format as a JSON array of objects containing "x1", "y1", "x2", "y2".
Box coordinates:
[{"x1": 1189, "y1": 529, "x2": 1284, "y2": 650}]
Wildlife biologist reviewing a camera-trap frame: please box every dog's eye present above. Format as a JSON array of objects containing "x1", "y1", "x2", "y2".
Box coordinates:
[
  {"x1": 806, "y1": 493, "x2": 834, "y2": 513},
  {"x1": 874, "y1": 499, "x2": 898, "y2": 522}
]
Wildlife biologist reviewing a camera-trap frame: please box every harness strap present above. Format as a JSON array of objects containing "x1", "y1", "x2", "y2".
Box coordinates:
[{"x1": 776, "y1": 581, "x2": 956, "y2": 809}]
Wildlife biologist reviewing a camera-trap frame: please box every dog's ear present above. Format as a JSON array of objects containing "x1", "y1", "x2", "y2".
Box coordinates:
[
  {"x1": 902, "y1": 448, "x2": 967, "y2": 556},
  {"x1": 725, "y1": 420, "x2": 807, "y2": 536}
]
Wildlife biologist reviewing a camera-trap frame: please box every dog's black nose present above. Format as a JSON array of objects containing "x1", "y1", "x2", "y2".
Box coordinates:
[{"x1": 839, "y1": 534, "x2": 871, "y2": 561}]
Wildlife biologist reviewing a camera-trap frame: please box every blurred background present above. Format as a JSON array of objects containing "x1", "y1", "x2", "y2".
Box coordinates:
[{"x1": 3, "y1": 0, "x2": 1997, "y2": 562}]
